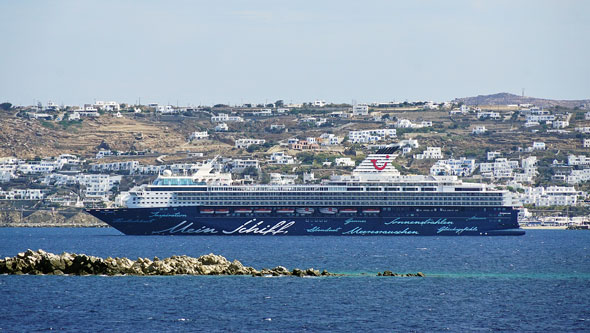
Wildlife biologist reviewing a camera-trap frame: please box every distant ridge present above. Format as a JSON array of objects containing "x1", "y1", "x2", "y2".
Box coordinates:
[{"x1": 453, "y1": 92, "x2": 590, "y2": 108}]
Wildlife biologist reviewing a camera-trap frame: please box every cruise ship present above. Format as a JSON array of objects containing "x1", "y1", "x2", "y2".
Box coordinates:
[{"x1": 87, "y1": 147, "x2": 524, "y2": 236}]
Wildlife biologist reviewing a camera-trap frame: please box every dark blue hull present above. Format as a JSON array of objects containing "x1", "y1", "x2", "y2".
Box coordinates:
[{"x1": 87, "y1": 206, "x2": 524, "y2": 236}]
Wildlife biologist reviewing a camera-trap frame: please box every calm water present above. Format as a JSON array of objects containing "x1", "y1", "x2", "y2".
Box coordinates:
[{"x1": 0, "y1": 228, "x2": 589, "y2": 332}]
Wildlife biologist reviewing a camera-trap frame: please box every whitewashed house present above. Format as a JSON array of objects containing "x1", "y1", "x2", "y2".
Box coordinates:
[
  {"x1": 532, "y1": 142, "x2": 546, "y2": 150},
  {"x1": 235, "y1": 138, "x2": 265, "y2": 149},
  {"x1": 479, "y1": 158, "x2": 519, "y2": 179},
  {"x1": 414, "y1": 147, "x2": 443, "y2": 160},
  {"x1": 472, "y1": 126, "x2": 487, "y2": 134},
  {"x1": 430, "y1": 158, "x2": 476, "y2": 176},
  {"x1": 189, "y1": 131, "x2": 209, "y2": 141},
  {"x1": 270, "y1": 152, "x2": 296, "y2": 165},
  {"x1": 335, "y1": 157, "x2": 355, "y2": 167},
  {"x1": 214, "y1": 123, "x2": 228, "y2": 132},
  {"x1": 352, "y1": 103, "x2": 369, "y2": 116},
  {"x1": 568, "y1": 155, "x2": 590, "y2": 166}
]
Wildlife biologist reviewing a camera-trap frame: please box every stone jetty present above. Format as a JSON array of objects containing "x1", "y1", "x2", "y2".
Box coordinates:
[{"x1": 0, "y1": 249, "x2": 425, "y2": 277}]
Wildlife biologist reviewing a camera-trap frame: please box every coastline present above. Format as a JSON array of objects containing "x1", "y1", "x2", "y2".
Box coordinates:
[
  {"x1": 0, "y1": 209, "x2": 108, "y2": 228},
  {"x1": 520, "y1": 225, "x2": 568, "y2": 230}
]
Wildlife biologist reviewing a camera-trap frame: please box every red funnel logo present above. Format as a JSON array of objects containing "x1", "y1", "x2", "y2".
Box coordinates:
[{"x1": 371, "y1": 155, "x2": 389, "y2": 170}]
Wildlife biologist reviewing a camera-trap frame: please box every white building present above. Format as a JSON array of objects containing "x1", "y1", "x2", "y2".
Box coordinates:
[
  {"x1": 270, "y1": 173, "x2": 298, "y2": 185},
  {"x1": 479, "y1": 158, "x2": 520, "y2": 179},
  {"x1": 270, "y1": 152, "x2": 296, "y2": 165},
  {"x1": 77, "y1": 174, "x2": 122, "y2": 199},
  {"x1": 526, "y1": 114, "x2": 555, "y2": 122},
  {"x1": 252, "y1": 109, "x2": 272, "y2": 116},
  {"x1": 189, "y1": 131, "x2": 209, "y2": 141},
  {"x1": 532, "y1": 142, "x2": 546, "y2": 150},
  {"x1": 155, "y1": 105, "x2": 175, "y2": 113},
  {"x1": 78, "y1": 110, "x2": 99, "y2": 117},
  {"x1": 568, "y1": 168, "x2": 590, "y2": 184},
  {"x1": 472, "y1": 126, "x2": 487, "y2": 134},
  {"x1": 348, "y1": 129, "x2": 396, "y2": 143},
  {"x1": 520, "y1": 186, "x2": 578, "y2": 206},
  {"x1": 303, "y1": 172, "x2": 315, "y2": 183},
  {"x1": 319, "y1": 133, "x2": 343, "y2": 146},
  {"x1": 335, "y1": 157, "x2": 355, "y2": 167},
  {"x1": 399, "y1": 139, "x2": 419, "y2": 148},
  {"x1": 227, "y1": 159, "x2": 259, "y2": 172},
  {"x1": 513, "y1": 156, "x2": 538, "y2": 183},
  {"x1": 211, "y1": 113, "x2": 244, "y2": 123},
  {"x1": 0, "y1": 171, "x2": 14, "y2": 183},
  {"x1": 90, "y1": 161, "x2": 140, "y2": 173},
  {"x1": 584, "y1": 139, "x2": 590, "y2": 148},
  {"x1": 477, "y1": 111, "x2": 500, "y2": 120},
  {"x1": 313, "y1": 100, "x2": 326, "y2": 107},
  {"x1": 575, "y1": 127, "x2": 590, "y2": 134},
  {"x1": 352, "y1": 103, "x2": 369, "y2": 116},
  {"x1": 430, "y1": 158, "x2": 476, "y2": 176},
  {"x1": 0, "y1": 189, "x2": 44, "y2": 200},
  {"x1": 95, "y1": 101, "x2": 120, "y2": 112},
  {"x1": 414, "y1": 147, "x2": 443, "y2": 160},
  {"x1": 214, "y1": 123, "x2": 228, "y2": 132},
  {"x1": 17, "y1": 160, "x2": 65, "y2": 174},
  {"x1": 96, "y1": 150, "x2": 115, "y2": 159},
  {"x1": 553, "y1": 120, "x2": 569, "y2": 129},
  {"x1": 568, "y1": 155, "x2": 590, "y2": 166},
  {"x1": 586, "y1": 112, "x2": 590, "y2": 120},
  {"x1": 487, "y1": 151, "x2": 502, "y2": 161},
  {"x1": 68, "y1": 112, "x2": 81, "y2": 121},
  {"x1": 235, "y1": 138, "x2": 266, "y2": 149}
]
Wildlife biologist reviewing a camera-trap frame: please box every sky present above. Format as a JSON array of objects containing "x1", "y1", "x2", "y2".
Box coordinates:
[{"x1": 0, "y1": 0, "x2": 589, "y2": 106}]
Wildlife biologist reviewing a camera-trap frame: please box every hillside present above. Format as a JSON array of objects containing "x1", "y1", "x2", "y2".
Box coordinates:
[
  {"x1": 0, "y1": 114, "x2": 199, "y2": 159},
  {"x1": 453, "y1": 92, "x2": 590, "y2": 108}
]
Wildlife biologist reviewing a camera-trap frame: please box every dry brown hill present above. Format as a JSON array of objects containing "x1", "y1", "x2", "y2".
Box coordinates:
[
  {"x1": 453, "y1": 92, "x2": 590, "y2": 108},
  {"x1": 0, "y1": 114, "x2": 199, "y2": 159}
]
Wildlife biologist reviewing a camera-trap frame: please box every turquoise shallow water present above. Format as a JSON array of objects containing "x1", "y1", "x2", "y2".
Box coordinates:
[{"x1": 0, "y1": 228, "x2": 589, "y2": 331}]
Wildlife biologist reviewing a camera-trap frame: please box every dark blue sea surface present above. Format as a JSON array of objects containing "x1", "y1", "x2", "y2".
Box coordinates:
[{"x1": 0, "y1": 228, "x2": 589, "y2": 332}]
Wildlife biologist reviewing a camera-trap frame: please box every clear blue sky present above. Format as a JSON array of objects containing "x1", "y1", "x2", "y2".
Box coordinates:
[{"x1": 1, "y1": 0, "x2": 589, "y2": 106}]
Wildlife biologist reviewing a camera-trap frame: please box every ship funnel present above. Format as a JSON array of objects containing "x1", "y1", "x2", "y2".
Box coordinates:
[{"x1": 353, "y1": 145, "x2": 401, "y2": 178}]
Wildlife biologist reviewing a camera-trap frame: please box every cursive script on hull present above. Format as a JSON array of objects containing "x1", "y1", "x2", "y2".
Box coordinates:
[
  {"x1": 152, "y1": 221, "x2": 219, "y2": 235},
  {"x1": 437, "y1": 226, "x2": 478, "y2": 235},
  {"x1": 222, "y1": 219, "x2": 295, "y2": 235}
]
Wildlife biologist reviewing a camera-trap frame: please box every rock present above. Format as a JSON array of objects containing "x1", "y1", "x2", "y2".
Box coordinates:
[
  {"x1": 292, "y1": 268, "x2": 304, "y2": 277},
  {"x1": 271, "y1": 266, "x2": 290, "y2": 276},
  {"x1": 378, "y1": 270, "x2": 425, "y2": 277}
]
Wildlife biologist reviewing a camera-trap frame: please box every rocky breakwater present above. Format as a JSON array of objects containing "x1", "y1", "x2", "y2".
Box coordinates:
[
  {"x1": 0, "y1": 250, "x2": 426, "y2": 277},
  {"x1": 0, "y1": 250, "x2": 340, "y2": 277}
]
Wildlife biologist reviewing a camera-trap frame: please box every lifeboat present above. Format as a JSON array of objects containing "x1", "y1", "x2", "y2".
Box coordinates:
[
  {"x1": 296, "y1": 208, "x2": 314, "y2": 215},
  {"x1": 319, "y1": 208, "x2": 338, "y2": 214},
  {"x1": 362, "y1": 209, "x2": 380, "y2": 214},
  {"x1": 215, "y1": 209, "x2": 230, "y2": 214},
  {"x1": 254, "y1": 208, "x2": 272, "y2": 214},
  {"x1": 234, "y1": 208, "x2": 252, "y2": 214},
  {"x1": 277, "y1": 208, "x2": 295, "y2": 214},
  {"x1": 340, "y1": 208, "x2": 357, "y2": 214},
  {"x1": 200, "y1": 209, "x2": 215, "y2": 214}
]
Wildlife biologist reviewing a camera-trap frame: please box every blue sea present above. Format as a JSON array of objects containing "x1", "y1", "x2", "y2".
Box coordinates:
[{"x1": 0, "y1": 228, "x2": 589, "y2": 332}]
